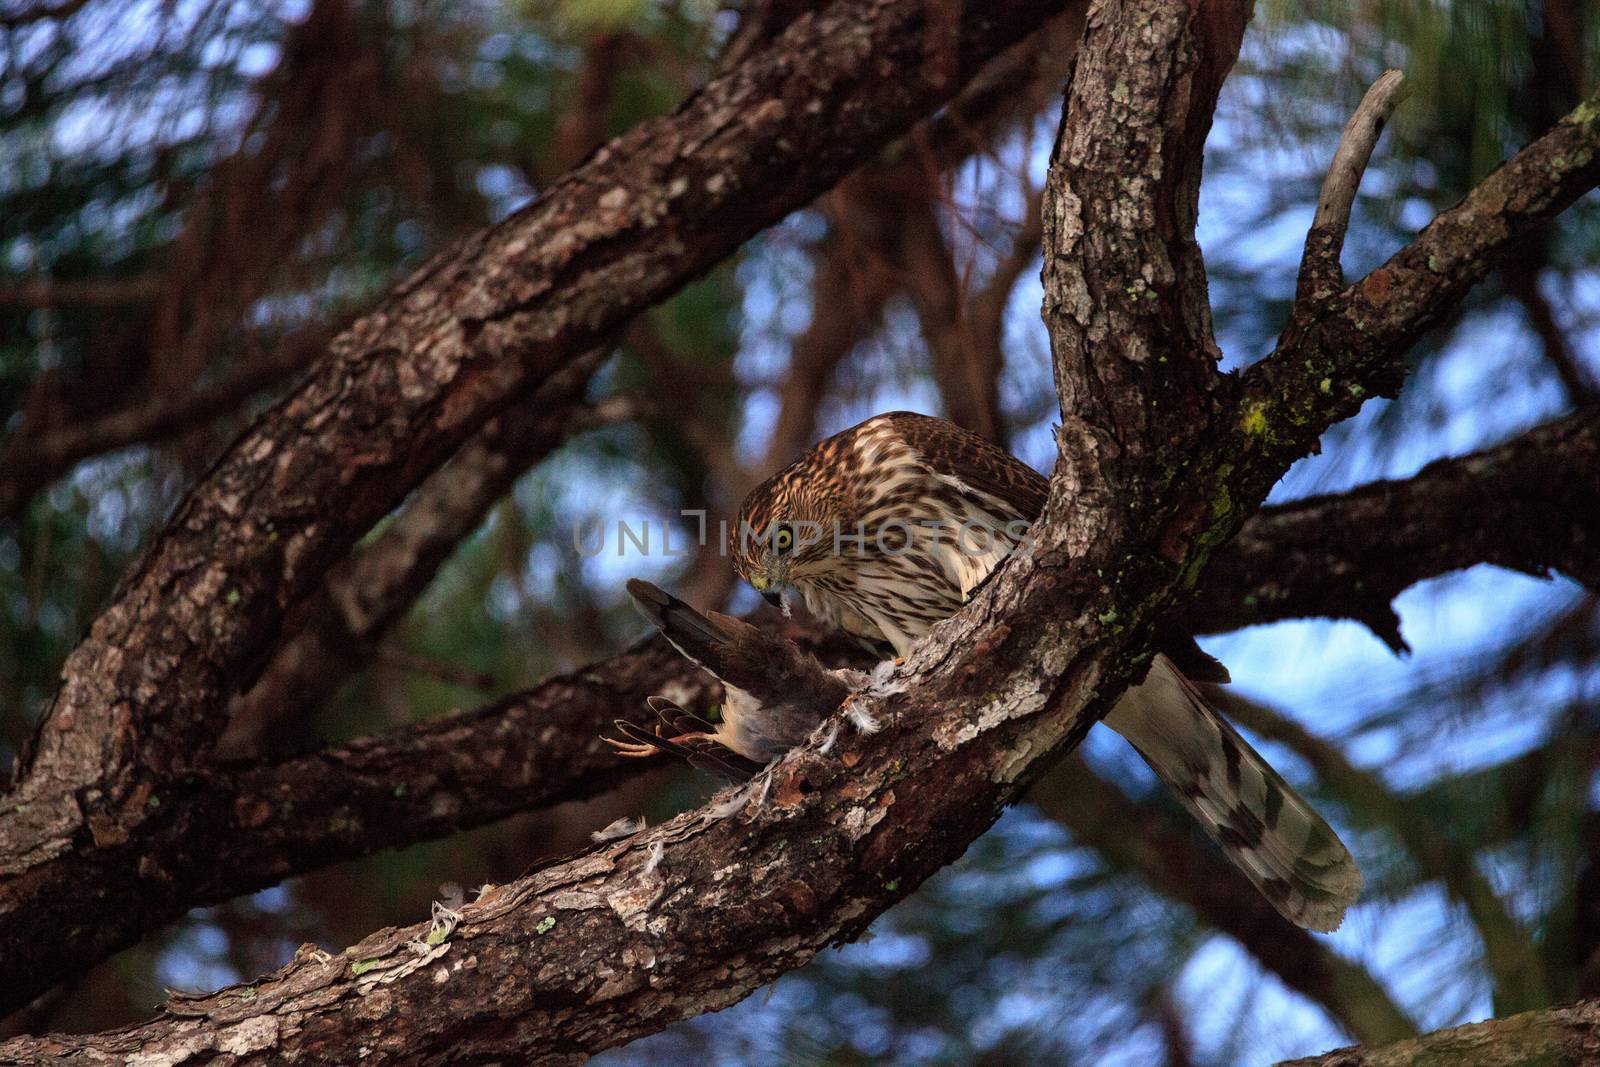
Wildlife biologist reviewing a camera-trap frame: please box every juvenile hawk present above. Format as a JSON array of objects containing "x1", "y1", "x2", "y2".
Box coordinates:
[{"x1": 732, "y1": 411, "x2": 1361, "y2": 932}]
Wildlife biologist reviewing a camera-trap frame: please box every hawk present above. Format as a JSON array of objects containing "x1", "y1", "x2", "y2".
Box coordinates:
[
  {"x1": 607, "y1": 579, "x2": 867, "y2": 780},
  {"x1": 732, "y1": 411, "x2": 1361, "y2": 932}
]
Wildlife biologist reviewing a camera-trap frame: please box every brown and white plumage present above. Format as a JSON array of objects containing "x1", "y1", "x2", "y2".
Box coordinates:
[
  {"x1": 733, "y1": 411, "x2": 1362, "y2": 931},
  {"x1": 608, "y1": 579, "x2": 860, "y2": 781}
]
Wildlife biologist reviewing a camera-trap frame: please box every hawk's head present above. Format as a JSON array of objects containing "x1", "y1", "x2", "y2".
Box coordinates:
[
  {"x1": 731, "y1": 436, "x2": 857, "y2": 605},
  {"x1": 731, "y1": 411, "x2": 1038, "y2": 654}
]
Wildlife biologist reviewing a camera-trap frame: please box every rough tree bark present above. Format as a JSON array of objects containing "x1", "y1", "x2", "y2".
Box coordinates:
[
  {"x1": 1181, "y1": 404, "x2": 1600, "y2": 646},
  {"x1": 7, "y1": 396, "x2": 1593, "y2": 1024},
  {"x1": 0, "y1": 0, "x2": 1076, "y2": 1013},
  {"x1": 226, "y1": 12, "x2": 1082, "y2": 753},
  {"x1": 1277, "y1": 997, "x2": 1600, "y2": 1067},
  {"x1": 3, "y1": 0, "x2": 1599, "y2": 1061},
  {"x1": 219, "y1": 353, "x2": 607, "y2": 755}
]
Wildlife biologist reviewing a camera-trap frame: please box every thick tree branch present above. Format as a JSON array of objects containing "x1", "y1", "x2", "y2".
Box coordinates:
[
  {"x1": 3, "y1": 0, "x2": 1260, "y2": 1054},
  {"x1": 1275, "y1": 997, "x2": 1600, "y2": 1067},
  {"x1": 228, "y1": 7, "x2": 1069, "y2": 744},
  {"x1": 0, "y1": 0, "x2": 1074, "y2": 924},
  {"x1": 1, "y1": 8, "x2": 1094, "y2": 1007},
  {"x1": 1182, "y1": 404, "x2": 1600, "y2": 644},
  {"x1": 8, "y1": 0, "x2": 1600, "y2": 1057},
  {"x1": 220, "y1": 352, "x2": 607, "y2": 754},
  {"x1": 1246, "y1": 84, "x2": 1600, "y2": 502},
  {"x1": 232, "y1": 6, "x2": 1086, "y2": 750},
  {"x1": 6, "y1": 403, "x2": 1593, "y2": 1014},
  {"x1": 0, "y1": 637, "x2": 709, "y2": 1014}
]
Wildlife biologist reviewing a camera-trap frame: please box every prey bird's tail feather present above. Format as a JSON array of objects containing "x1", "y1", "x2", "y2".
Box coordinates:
[
  {"x1": 1104, "y1": 655, "x2": 1362, "y2": 932},
  {"x1": 626, "y1": 578, "x2": 739, "y2": 675}
]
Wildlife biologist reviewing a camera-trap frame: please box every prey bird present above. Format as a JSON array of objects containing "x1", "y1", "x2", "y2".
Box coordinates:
[
  {"x1": 730, "y1": 410, "x2": 1362, "y2": 932},
  {"x1": 607, "y1": 578, "x2": 865, "y2": 781}
]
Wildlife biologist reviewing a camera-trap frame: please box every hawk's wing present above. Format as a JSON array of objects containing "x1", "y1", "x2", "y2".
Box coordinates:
[
  {"x1": 882, "y1": 410, "x2": 1048, "y2": 522},
  {"x1": 883, "y1": 413, "x2": 1230, "y2": 683}
]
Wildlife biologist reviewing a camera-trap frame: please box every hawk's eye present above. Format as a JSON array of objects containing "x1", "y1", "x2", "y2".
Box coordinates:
[{"x1": 773, "y1": 525, "x2": 795, "y2": 554}]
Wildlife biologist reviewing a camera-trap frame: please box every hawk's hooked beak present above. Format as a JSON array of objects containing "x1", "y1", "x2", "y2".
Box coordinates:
[{"x1": 749, "y1": 574, "x2": 783, "y2": 608}]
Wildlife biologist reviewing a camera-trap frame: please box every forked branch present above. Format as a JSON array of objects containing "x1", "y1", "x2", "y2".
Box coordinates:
[{"x1": 1294, "y1": 69, "x2": 1409, "y2": 307}]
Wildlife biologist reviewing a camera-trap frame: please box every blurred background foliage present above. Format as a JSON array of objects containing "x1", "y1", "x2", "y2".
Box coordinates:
[{"x1": 1, "y1": 0, "x2": 1597, "y2": 1062}]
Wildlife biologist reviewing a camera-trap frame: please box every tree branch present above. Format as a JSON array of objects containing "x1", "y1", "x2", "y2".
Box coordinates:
[
  {"x1": 0, "y1": 636, "x2": 724, "y2": 1016},
  {"x1": 6, "y1": 403, "x2": 1593, "y2": 1014},
  {"x1": 1, "y1": 9, "x2": 1093, "y2": 1008},
  {"x1": 1294, "y1": 70, "x2": 1409, "y2": 308},
  {"x1": 1182, "y1": 404, "x2": 1600, "y2": 645},
  {"x1": 551, "y1": 33, "x2": 628, "y2": 180},
  {"x1": 220, "y1": 351, "x2": 607, "y2": 755},
  {"x1": 8, "y1": 1, "x2": 1600, "y2": 1057},
  {"x1": 1249, "y1": 84, "x2": 1600, "y2": 502},
  {"x1": 4, "y1": 0, "x2": 1261, "y2": 1053},
  {"x1": 0, "y1": 0, "x2": 1076, "y2": 925},
  {"x1": 1275, "y1": 997, "x2": 1600, "y2": 1067},
  {"x1": 235, "y1": 8, "x2": 1078, "y2": 749}
]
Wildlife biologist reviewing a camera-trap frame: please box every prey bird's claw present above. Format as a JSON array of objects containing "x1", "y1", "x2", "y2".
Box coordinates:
[
  {"x1": 604, "y1": 736, "x2": 663, "y2": 759},
  {"x1": 605, "y1": 719, "x2": 679, "y2": 760}
]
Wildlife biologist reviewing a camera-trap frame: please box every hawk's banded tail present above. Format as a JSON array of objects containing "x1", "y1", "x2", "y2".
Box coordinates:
[{"x1": 1104, "y1": 655, "x2": 1362, "y2": 932}]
